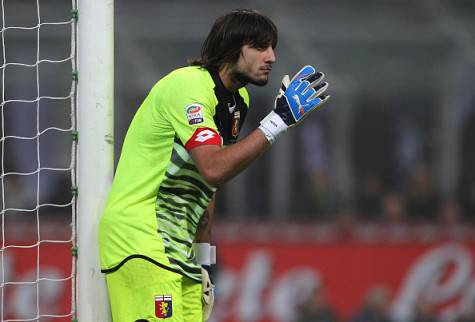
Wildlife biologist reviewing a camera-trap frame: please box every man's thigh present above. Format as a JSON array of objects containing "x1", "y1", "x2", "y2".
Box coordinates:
[
  {"x1": 106, "y1": 259, "x2": 186, "y2": 322},
  {"x1": 182, "y1": 276, "x2": 203, "y2": 322}
]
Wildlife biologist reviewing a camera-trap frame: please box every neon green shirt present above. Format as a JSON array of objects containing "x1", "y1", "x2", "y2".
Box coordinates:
[{"x1": 99, "y1": 66, "x2": 249, "y2": 281}]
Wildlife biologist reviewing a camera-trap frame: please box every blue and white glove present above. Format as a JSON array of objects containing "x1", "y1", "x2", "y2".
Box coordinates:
[{"x1": 259, "y1": 65, "x2": 330, "y2": 144}]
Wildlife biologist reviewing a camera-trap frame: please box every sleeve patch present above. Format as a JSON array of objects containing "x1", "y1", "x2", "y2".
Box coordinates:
[
  {"x1": 185, "y1": 127, "x2": 222, "y2": 151},
  {"x1": 185, "y1": 103, "x2": 205, "y2": 125}
]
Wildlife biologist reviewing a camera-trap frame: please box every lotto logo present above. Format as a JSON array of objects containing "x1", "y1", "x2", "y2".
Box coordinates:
[
  {"x1": 195, "y1": 129, "x2": 215, "y2": 142},
  {"x1": 184, "y1": 127, "x2": 222, "y2": 151}
]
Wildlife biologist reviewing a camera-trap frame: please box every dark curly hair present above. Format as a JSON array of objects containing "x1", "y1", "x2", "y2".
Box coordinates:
[{"x1": 188, "y1": 9, "x2": 278, "y2": 69}]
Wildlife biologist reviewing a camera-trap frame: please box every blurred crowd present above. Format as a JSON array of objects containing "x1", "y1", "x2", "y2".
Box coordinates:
[
  {"x1": 296, "y1": 283, "x2": 475, "y2": 322},
  {"x1": 294, "y1": 93, "x2": 475, "y2": 226}
]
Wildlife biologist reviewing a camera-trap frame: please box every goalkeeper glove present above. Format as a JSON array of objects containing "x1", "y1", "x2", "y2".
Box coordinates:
[
  {"x1": 193, "y1": 243, "x2": 216, "y2": 321},
  {"x1": 259, "y1": 65, "x2": 330, "y2": 144},
  {"x1": 201, "y1": 266, "x2": 215, "y2": 321}
]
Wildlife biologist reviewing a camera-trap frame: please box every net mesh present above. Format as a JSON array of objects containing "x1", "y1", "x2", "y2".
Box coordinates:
[{"x1": 0, "y1": 0, "x2": 77, "y2": 320}]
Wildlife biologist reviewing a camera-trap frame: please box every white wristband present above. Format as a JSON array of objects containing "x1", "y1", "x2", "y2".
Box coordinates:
[
  {"x1": 193, "y1": 243, "x2": 216, "y2": 265},
  {"x1": 258, "y1": 111, "x2": 288, "y2": 144},
  {"x1": 210, "y1": 245, "x2": 216, "y2": 265}
]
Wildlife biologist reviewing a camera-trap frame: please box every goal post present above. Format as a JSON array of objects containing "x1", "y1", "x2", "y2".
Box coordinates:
[{"x1": 76, "y1": 0, "x2": 114, "y2": 321}]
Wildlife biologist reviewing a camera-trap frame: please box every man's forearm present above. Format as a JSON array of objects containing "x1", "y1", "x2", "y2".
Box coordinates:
[
  {"x1": 191, "y1": 129, "x2": 270, "y2": 187},
  {"x1": 195, "y1": 193, "x2": 216, "y2": 243}
]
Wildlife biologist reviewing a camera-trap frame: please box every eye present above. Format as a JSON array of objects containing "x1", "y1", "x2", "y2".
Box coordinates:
[
  {"x1": 249, "y1": 41, "x2": 272, "y2": 52},
  {"x1": 256, "y1": 45, "x2": 271, "y2": 52}
]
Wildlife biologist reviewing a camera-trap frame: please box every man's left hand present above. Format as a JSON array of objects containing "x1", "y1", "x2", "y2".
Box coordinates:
[{"x1": 201, "y1": 266, "x2": 215, "y2": 321}]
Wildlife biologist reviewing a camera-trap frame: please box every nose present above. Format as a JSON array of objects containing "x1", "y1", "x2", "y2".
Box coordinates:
[{"x1": 265, "y1": 46, "x2": 276, "y2": 64}]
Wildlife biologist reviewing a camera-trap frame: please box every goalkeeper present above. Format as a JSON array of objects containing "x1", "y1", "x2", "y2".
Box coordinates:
[{"x1": 98, "y1": 8, "x2": 330, "y2": 322}]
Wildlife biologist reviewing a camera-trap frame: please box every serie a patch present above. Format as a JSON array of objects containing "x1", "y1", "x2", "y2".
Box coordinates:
[
  {"x1": 185, "y1": 103, "x2": 204, "y2": 125},
  {"x1": 155, "y1": 295, "x2": 173, "y2": 318}
]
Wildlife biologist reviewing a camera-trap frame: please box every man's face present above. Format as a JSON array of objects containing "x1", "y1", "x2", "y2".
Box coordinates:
[{"x1": 232, "y1": 44, "x2": 276, "y2": 86}]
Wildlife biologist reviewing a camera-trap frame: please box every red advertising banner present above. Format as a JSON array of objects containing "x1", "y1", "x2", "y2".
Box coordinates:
[
  {"x1": 212, "y1": 241, "x2": 475, "y2": 322},
  {"x1": 2, "y1": 230, "x2": 475, "y2": 322},
  {"x1": 2, "y1": 242, "x2": 73, "y2": 321}
]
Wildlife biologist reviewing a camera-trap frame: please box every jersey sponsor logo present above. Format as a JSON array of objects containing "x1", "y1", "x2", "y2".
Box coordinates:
[
  {"x1": 185, "y1": 103, "x2": 204, "y2": 125},
  {"x1": 227, "y1": 96, "x2": 237, "y2": 113},
  {"x1": 185, "y1": 127, "x2": 222, "y2": 151},
  {"x1": 155, "y1": 295, "x2": 173, "y2": 318}
]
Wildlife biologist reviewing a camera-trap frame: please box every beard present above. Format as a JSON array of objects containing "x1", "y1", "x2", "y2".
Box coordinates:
[{"x1": 232, "y1": 68, "x2": 269, "y2": 87}]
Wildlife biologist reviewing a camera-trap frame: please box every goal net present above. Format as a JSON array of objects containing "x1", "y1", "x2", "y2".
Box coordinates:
[{"x1": 0, "y1": 0, "x2": 78, "y2": 320}]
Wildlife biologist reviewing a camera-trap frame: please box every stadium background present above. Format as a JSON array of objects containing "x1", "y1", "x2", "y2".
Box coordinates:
[{"x1": 2, "y1": 0, "x2": 475, "y2": 321}]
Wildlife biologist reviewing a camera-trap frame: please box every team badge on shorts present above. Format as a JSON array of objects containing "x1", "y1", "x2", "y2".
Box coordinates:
[
  {"x1": 155, "y1": 295, "x2": 173, "y2": 318},
  {"x1": 185, "y1": 103, "x2": 204, "y2": 125}
]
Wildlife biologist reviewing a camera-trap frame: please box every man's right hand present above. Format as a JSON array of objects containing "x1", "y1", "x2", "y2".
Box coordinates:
[{"x1": 259, "y1": 65, "x2": 330, "y2": 144}]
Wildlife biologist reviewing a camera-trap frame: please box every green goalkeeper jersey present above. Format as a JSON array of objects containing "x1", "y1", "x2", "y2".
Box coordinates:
[{"x1": 99, "y1": 66, "x2": 249, "y2": 282}]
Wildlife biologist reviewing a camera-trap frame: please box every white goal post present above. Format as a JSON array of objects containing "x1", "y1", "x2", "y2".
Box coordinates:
[
  {"x1": 77, "y1": 0, "x2": 114, "y2": 321},
  {"x1": 0, "y1": 0, "x2": 113, "y2": 320}
]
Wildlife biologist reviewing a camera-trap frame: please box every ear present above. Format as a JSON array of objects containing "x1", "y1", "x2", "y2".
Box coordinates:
[{"x1": 239, "y1": 44, "x2": 249, "y2": 61}]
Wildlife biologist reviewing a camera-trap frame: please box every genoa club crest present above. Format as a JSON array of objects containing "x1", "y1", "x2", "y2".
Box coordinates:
[
  {"x1": 155, "y1": 295, "x2": 173, "y2": 318},
  {"x1": 231, "y1": 110, "x2": 240, "y2": 138}
]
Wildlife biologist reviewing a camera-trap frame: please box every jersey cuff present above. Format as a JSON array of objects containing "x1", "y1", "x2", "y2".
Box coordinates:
[{"x1": 185, "y1": 127, "x2": 222, "y2": 151}]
